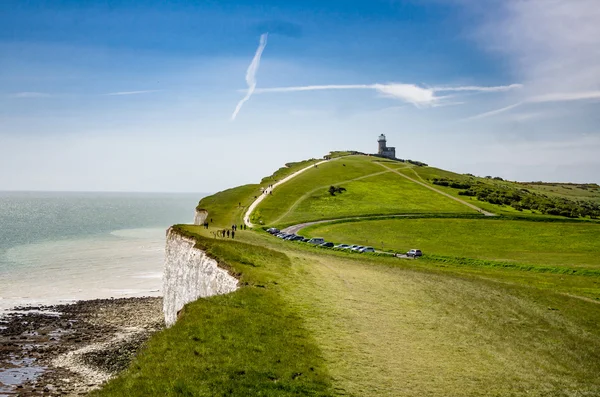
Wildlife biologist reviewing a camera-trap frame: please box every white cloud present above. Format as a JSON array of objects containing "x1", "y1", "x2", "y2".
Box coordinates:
[
  {"x1": 231, "y1": 33, "x2": 268, "y2": 120},
  {"x1": 254, "y1": 83, "x2": 521, "y2": 108},
  {"x1": 529, "y1": 91, "x2": 600, "y2": 103},
  {"x1": 106, "y1": 90, "x2": 160, "y2": 96},
  {"x1": 462, "y1": 90, "x2": 600, "y2": 121},
  {"x1": 433, "y1": 84, "x2": 523, "y2": 92},
  {"x1": 477, "y1": 0, "x2": 600, "y2": 104},
  {"x1": 11, "y1": 92, "x2": 51, "y2": 98}
]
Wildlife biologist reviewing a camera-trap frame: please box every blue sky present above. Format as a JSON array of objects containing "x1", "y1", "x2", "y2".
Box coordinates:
[{"x1": 1, "y1": 0, "x2": 599, "y2": 191}]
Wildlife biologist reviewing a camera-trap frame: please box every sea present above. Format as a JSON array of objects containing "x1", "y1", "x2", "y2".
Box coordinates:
[{"x1": 0, "y1": 191, "x2": 204, "y2": 313}]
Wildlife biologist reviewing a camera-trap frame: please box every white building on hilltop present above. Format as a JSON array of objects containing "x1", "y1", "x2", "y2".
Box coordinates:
[{"x1": 377, "y1": 134, "x2": 396, "y2": 159}]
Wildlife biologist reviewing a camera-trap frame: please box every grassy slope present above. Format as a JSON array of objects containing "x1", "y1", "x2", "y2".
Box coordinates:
[
  {"x1": 98, "y1": 153, "x2": 600, "y2": 396},
  {"x1": 95, "y1": 230, "x2": 333, "y2": 397},
  {"x1": 520, "y1": 182, "x2": 600, "y2": 202},
  {"x1": 399, "y1": 165, "x2": 600, "y2": 216},
  {"x1": 198, "y1": 158, "x2": 322, "y2": 228},
  {"x1": 302, "y1": 218, "x2": 600, "y2": 268},
  {"x1": 254, "y1": 155, "x2": 475, "y2": 226}
]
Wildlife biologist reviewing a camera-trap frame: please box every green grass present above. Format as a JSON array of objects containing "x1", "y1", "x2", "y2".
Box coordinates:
[
  {"x1": 95, "y1": 228, "x2": 333, "y2": 397},
  {"x1": 197, "y1": 157, "x2": 323, "y2": 228},
  {"x1": 283, "y1": 251, "x2": 600, "y2": 396},
  {"x1": 398, "y1": 166, "x2": 600, "y2": 217},
  {"x1": 254, "y1": 156, "x2": 476, "y2": 226},
  {"x1": 302, "y1": 217, "x2": 600, "y2": 268},
  {"x1": 196, "y1": 184, "x2": 259, "y2": 228},
  {"x1": 97, "y1": 152, "x2": 600, "y2": 396},
  {"x1": 97, "y1": 226, "x2": 600, "y2": 396}
]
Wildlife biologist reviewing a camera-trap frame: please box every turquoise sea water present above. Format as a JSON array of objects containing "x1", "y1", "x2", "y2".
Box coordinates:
[{"x1": 0, "y1": 192, "x2": 203, "y2": 311}]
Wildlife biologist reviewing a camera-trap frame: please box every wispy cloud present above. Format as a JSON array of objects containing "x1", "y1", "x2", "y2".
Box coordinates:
[
  {"x1": 433, "y1": 84, "x2": 523, "y2": 93},
  {"x1": 529, "y1": 91, "x2": 600, "y2": 103},
  {"x1": 462, "y1": 102, "x2": 524, "y2": 121},
  {"x1": 473, "y1": 0, "x2": 600, "y2": 112},
  {"x1": 106, "y1": 90, "x2": 160, "y2": 96},
  {"x1": 231, "y1": 33, "x2": 268, "y2": 120},
  {"x1": 11, "y1": 92, "x2": 51, "y2": 98},
  {"x1": 463, "y1": 90, "x2": 600, "y2": 121},
  {"x1": 254, "y1": 83, "x2": 521, "y2": 108}
]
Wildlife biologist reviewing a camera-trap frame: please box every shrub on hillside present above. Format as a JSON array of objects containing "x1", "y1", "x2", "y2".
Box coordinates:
[
  {"x1": 328, "y1": 186, "x2": 347, "y2": 196},
  {"x1": 432, "y1": 178, "x2": 471, "y2": 189},
  {"x1": 457, "y1": 183, "x2": 600, "y2": 218},
  {"x1": 407, "y1": 160, "x2": 428, "y2": 167}
]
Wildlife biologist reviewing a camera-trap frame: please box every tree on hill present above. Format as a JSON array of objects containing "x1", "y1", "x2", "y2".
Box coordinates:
[{"x1": 329, "y1": 186, "x2": 347, "y2": 196}]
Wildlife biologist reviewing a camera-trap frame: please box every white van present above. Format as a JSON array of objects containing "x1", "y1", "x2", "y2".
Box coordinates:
[{"x1": 307, "y1": 237, "x2": 325, "y2": 245}]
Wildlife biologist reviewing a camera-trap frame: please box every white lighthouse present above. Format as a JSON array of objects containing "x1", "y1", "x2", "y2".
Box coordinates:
[{"x1": 377, "y1": 134, "x2": 396, "y2": 159}]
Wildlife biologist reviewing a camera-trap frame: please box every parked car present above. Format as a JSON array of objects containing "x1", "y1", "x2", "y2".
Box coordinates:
[
  {"x1": 351, "y1": 246, "x2": 365, "y2": 252},
  {"x1": 359, "y1": 246, "x2": 375, "y2": 253},
  {"x1": 320, "y1": 242, "x2": 334, "y2": 248},
  {"x1": 335, "y1": 244, "x2": 350, "y2": 249},
  {"x1": 267, "y1": 228, "x2": 280, "y2": 234},
  {"x1": 284, "y1": 234, "x2": 297, "y2": 240},
  {"x1": 277, "y1": 233, "x2": 290, "y2": 239},
  {"x1": 302, "y1": 238, "x2": 311, "y2": 242},
  {"x1": 307, "y1": 237, "x2": 325, "y2": 245},
  {"x1": 290, "y1": 235, "x2": 305, "y2": 241},
  {"x1": 406, "y1": 249, "x2": 423, "y2": 257},
  {"x1": 348, "y1": 245, "x2": 360, "y2": 250}
]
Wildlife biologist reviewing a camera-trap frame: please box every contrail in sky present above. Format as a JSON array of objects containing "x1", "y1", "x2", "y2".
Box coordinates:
[
  {"x1": 231, "y1": 33, "x2": 268, "y2": 120},
  {"x1": 254, "y1": 83, "x2": 522, "y2": 107}
]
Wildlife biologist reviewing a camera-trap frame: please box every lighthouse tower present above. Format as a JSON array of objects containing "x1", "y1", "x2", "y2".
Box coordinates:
[
  {"x1": 378, "y1": 134, "x2": 387, "y2": 154},
  {"x1": 377, "y1": 134, "x2": 396, "y2": 159}
]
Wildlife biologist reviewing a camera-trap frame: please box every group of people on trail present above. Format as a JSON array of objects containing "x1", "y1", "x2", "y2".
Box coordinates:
[
  {"x1": 262, "y1": 184, "x2": 274, "y2": 196},
  {"x1": 218, "y1": 229, "x2": 235, "y2": 239},
  {"x1": 213, "y1": 223, "x2": 248, "y2": 239}
]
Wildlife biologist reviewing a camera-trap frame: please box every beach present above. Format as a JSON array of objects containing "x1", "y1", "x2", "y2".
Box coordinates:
[
  {"x1": 0, "y1": 297, "x2": 163, "y2": 396},
  {"x1": 0, "y1": 192, "x2": 201, "y2": 395}
]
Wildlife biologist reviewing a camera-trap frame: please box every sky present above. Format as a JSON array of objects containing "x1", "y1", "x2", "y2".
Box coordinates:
[{"x1": 1, "y1": 0, "x2": 599, "y2": 192}]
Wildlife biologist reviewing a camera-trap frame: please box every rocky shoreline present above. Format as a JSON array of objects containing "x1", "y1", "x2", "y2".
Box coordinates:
[{"x1": 0, "y1": 297, "x2": 164, "y2": 396}]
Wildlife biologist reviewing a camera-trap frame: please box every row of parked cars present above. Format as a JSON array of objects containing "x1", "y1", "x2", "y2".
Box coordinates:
[
  {"x1": 267, "y1": 228, "x2": 424, "y2": 257},
  {"x1": 266, "y1": 228, "x2": 376, "y2": 253}
]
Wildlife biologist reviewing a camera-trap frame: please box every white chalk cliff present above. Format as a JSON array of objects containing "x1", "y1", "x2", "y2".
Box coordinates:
[
  {"x1": 163, "y1": 227, "x2": 238, "y2": 327},
  {"x1": 194, "y1": 209, "x2": 208, "y2": 225}
]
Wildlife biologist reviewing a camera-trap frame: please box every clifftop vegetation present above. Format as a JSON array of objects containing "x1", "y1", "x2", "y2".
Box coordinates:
[{"x1": 431, "y1": 177, "x2": 600, "y2": 218}]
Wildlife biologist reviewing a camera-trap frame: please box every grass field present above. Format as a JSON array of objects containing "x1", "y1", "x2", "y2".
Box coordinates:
[
  {"x1": 397, "y1": 165, "x2": 600, "y2": 216},
  {"x1": 95, "y1": 229, "x2": 333, "y2": 397},
  {"x1": 303, "y1": 217, "x2": 600, "y2": 268},
  {"x1": 254, "y1": 156, "x2": 476, "y2": 226},
  {"x1": 97, "y1": 153, "x2": 600, "y2": 396},
  {"x1": 97, "y1": 226, "x2": 600, "y2": 396},
  {"x1": 197, "y1": 158, "x2": 322, "y2": 228}
]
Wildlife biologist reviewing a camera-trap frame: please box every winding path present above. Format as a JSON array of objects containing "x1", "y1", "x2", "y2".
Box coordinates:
[
  {"x1": 244, "y1": 158, "x2": 334, "y2": 227},
  {"x1": 377, "y1": 163, "x2": 496, "y2": 217},
  {"x1": 245, "y1": 158, "x2": 494, "y2": 230},
  {"x1": 281, "y1": 214, "x2": 416, "y2": 235}
]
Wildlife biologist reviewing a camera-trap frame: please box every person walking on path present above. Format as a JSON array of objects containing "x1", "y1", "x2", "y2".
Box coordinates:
[
  {"x1": 227, "y1": 230, "x2": 230, "y2": 238},
  {"x1": 231, "y1": 230, "x2": 235, "y2": 239}
]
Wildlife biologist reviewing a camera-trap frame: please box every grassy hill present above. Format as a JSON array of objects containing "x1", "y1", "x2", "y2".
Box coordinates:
[
  {"x1": 252, "y1": 155, "x2": 479, "y2": 226},
  {"x1": 97, "y1": 152, "x2": 600, "y2": 396},
  {"x1": 396, "y1": 166, "x2": 600, "y2": 218}
]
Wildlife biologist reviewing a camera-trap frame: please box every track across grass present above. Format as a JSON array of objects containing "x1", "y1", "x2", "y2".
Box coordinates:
[
  {"x1": 98, "y1": 226, "x2": 600, "y2": 396},
  {"x1": 254, "y1": 156, "x2": 477, "y2": 226}
]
